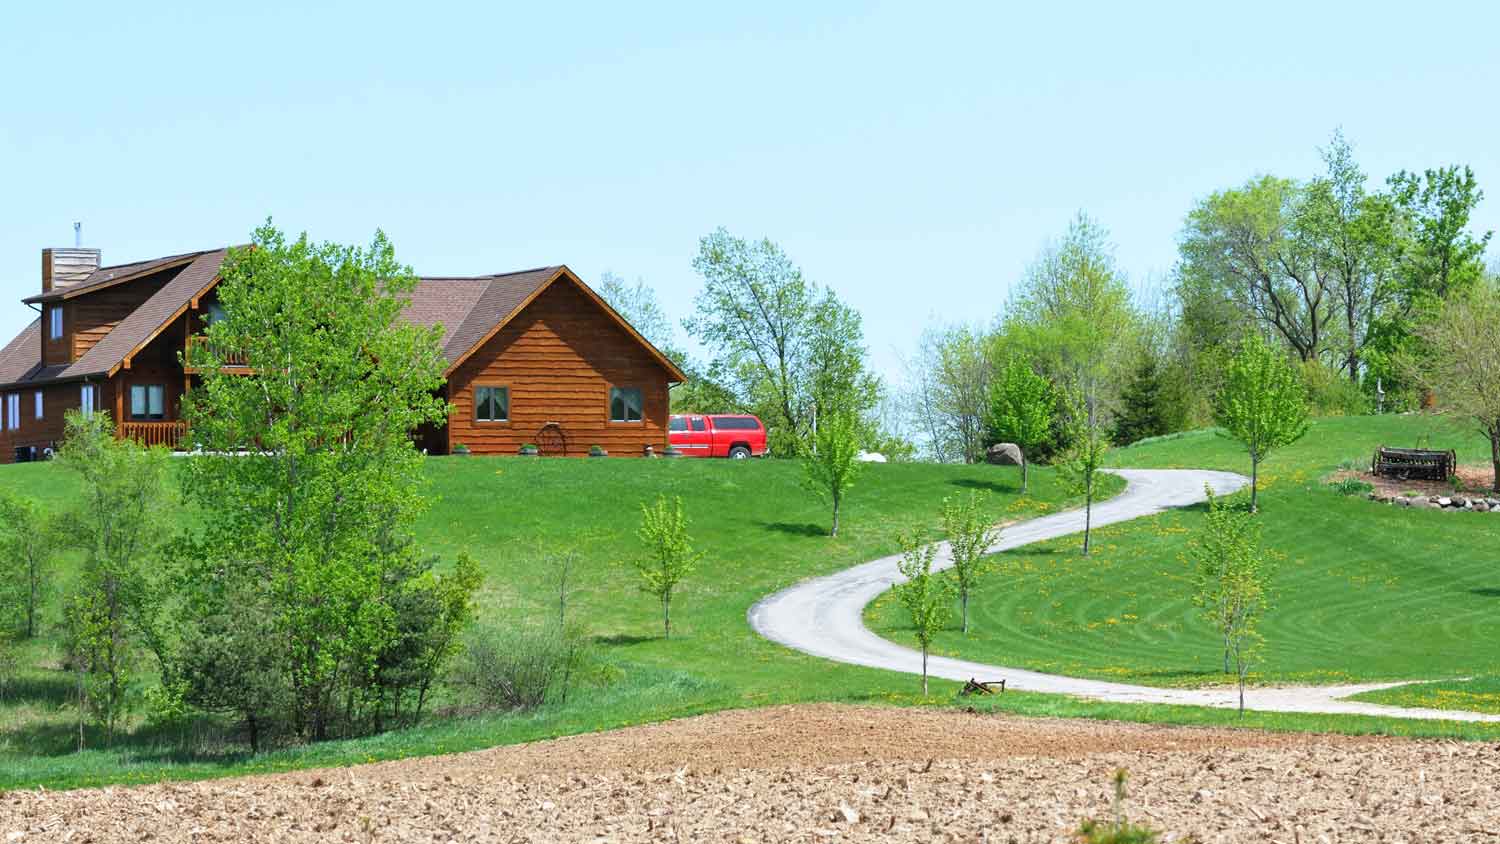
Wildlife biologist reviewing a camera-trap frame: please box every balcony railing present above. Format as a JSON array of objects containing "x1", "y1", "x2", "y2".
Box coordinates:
[
  {"x1": 185, "y1": 336, "x2": 250, "y2": 370},
  {"x1": 120, "y1": 420, "x2": 188, "y2": 449}
]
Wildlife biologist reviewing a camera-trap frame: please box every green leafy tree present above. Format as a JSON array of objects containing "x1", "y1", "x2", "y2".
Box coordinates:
[
  {"x1": 906, "y1": 325, "x2": 995, "y2": 463},
  {"x1": 685, "y1": 228, "x2": 879, "y2": 454},
  {"x1": 941, "y1": 491, "x2": 999, "y2": 634},
  {"x1": 1056, "y1": 389, "x2": 1111, "y2": 556},
  {"x1": 55, "y1": 410, "x2": 172, "y2": 746},
  {"x1": 1213, "y1": 333, "x2": 1310, "y2": 513},
  {"x1": 1299, "y1": 130, "x2": 1400, "y2": 386},
  {"x1": 1403, "y1": 284, "x2": 1500, "y2": 491},
  {"x1": 984, "y1": 357, "x2": 1054, "y2": 491},
  {"x1": 1189, "y1": 488, "x2": 1274, "y2": 714},
  {"x1": 892, "y1": 530, "x2": 954, "y2": 695},
  {"x1": 1178, "y1": 175, "x2": 1335, "y2": 363},
  {"x1": 1004, "y1": 213, "x2": 1137, "y2": 414},
  {"x1": 633, "y1": 495, "x2": 702, "y2": 638},
  {"x1": 801, "y1": 410, "x2": 864, "y2": 537},
  {"x1": 1368, "y1": 165, "x2": 1493, "y2": 405},
  {"x1": 0, "y1": 492, "x2": 59, "y2": 639},
  {"x1": 596, "y1": 271, "x2": 688, "y2": 368},
  {"x1": 176, "y1": 222, "x2": 470, "y2": 743}
]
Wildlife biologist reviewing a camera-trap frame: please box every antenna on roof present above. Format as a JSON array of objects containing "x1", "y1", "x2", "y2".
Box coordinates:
[{"x1": 73, "y1": 222, "x2": 82, "y2": 247}]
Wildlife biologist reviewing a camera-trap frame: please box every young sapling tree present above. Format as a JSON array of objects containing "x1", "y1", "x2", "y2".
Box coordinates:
[
  {"x1": 893, "y1": 529, "x2": 954, "y2": 694},
  {"x1": 1189, "y1": 487, "x2": 1275, "y2": 713},
  {"x1": 940, "y1": 491, "x2": 1000, "y2": 634},
  {"x1": 633, "y1": 495, "x2": 702, "y2": 638},
  {"x1": 0, "y1": 492, "x2": 59, "y2": 639},
  {"x1": 1214, "y1": 333, "x2": 1309, "y2": 512},
  {"x1": 801, "y1": 409, "x2": 864, "y2": 537},
  {"x1": 985, "y1": 357, "x2": 1054, "y2": 492},
  {"x1": 1056, "y1": 388, "x2": 1112, "y2": 555}
]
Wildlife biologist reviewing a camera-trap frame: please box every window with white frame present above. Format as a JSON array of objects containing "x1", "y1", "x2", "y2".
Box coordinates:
[
  {"x1": 5, "y1": 394, "x2": 18, "y2": 431},
  {"x1": 34, "y1": 390, "x2": 42, "y2": 420},
  {"x1": 80, "y1": 384, "x2": 95, "y2": 417},
  {"x1": 49, "y1": 306, "x2": 63, "y2": 340}
]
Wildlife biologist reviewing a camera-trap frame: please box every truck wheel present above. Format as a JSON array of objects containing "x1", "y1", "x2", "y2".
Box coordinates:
[{"x1": 729, "y1": 446, "x2": 752, "y2": 460}]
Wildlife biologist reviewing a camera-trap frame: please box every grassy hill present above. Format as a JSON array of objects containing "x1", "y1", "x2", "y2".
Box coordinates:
[
  {"x1": 868, "y1": 414, "x2": 1500, "y2": 691},
  {"x1": 0, "y1": 455, "x2": 1110, "y2": 789}
]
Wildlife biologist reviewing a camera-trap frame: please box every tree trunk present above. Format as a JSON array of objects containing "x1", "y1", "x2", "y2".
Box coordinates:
[
  {"x1": 662, "y1": 592, "x2": 672, "y2": 639},
  {"x1": 1082, "y1": 488, "x2": 1093, "y2": 556},
  {"x1": 831, "y1": 496, "x2": 841, "y2": 538},
  {"x1": 1491, "y1": 430, "x2": 1499, "y2": 494},
  {"x1": 1238, "y1": 672, "x2": 1246, "y2": 715},
  {"x1": 1250, "y1": 457, "x2": 1260, "y2": 514},
  {"x1": 1021, "y1": 458, "x2": 1029, "y2": 494},
  {"x1": 921, "y1": 645, "x2": 929, "y2": 695},
  {"x1": 961, "y1": 592, "x2": 969, "y2": 634}
]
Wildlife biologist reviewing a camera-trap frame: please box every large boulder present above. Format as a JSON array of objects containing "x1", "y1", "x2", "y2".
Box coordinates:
[{"x1": 986, "y1": 443, "x2": 1025, "y2": 467}]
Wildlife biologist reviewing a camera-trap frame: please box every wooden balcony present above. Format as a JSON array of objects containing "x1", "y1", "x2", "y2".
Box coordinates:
[
  {"x1": 184, "y1": 336, "x2": 250, "y2": 372},
  {"x1": 119, "y1": 420, "x2": 188, "y2": 449}
]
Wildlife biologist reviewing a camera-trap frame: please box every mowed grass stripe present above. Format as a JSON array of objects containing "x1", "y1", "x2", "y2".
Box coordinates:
[{"x1": 869, "y1": 415, "x2": 1500, "y2": 688}]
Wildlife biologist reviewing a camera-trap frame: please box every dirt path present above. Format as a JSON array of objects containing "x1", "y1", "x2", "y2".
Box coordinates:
[
  {"x1": 751, "y1": 468, "x2": 1500, "y2": 722},
  {"x1": 5, "y1": 705, "x2": 1497, "y2": 842}
]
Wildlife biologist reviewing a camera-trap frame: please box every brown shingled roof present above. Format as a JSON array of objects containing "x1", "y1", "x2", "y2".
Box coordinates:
[
  {"x1": 0, "y1": 320, "x2": 41, "y2": 385},
  {"x1": 87, "y1": 249, "x2": 229, "y2": 376},
  {"x1": 23, "y1": 249, "x2": 214, "y2": 305},
  {"x1": 0, "y1": 252, "x2": 684, "y2": 390},
  {"x1": 403, "y1": 267, "x2": 561, "y2": 366}
]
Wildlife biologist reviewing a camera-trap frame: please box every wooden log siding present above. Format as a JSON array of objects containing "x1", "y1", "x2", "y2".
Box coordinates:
[
  {"x1": 71, "y1": 276, "x2": 172, "y2": 362},
  {"x1": 445, "y1": 279, "x2": 673, "y2": 457},
  {"x1": 0, "y1": 379, "x2": 116, "y2": 461}
]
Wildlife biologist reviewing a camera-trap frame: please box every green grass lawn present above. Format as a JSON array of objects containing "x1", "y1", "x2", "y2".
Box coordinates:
[
  {"x1": 0, "y1": 455, "x2": 1112, "y2": 790},
  {"x1": 8, "y1": 414, "x2": 1500, "y2": 792},
  {"x1": 868, "y1": 414, "x2": 1500, "y2": 690}
]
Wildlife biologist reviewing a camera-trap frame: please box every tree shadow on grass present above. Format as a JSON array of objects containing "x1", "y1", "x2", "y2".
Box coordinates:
[
  {"x1": 949, "y1": 478, "x2": 1017, "y2": 495},
  {"x1": 593, "y1": 633, "x2": 658, "y2": 647},
  {"x1": 755, "y1": 521, "x2": 827, "y2": 538},
  {"x1": 0, "y1": 673, "x2": 75, "y2": 707},
  {"x1": 1133, "y1": 668, "x2": 1225, "y2": 683},
  {"x1": 1469, "y1": 588, "x2": 1500, "y2": 598}
]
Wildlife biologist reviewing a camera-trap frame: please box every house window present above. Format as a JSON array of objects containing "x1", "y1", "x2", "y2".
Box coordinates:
[
  {"x1": 474, "y1": 386, "x2": 509, "y2": 422},
  {"x1": 34, "y1": 391, "x2": 42, "y2": 420},
  {"x1": 49, "y1": 307, "x2": 63, "y2": 340},
  {"x1": 130, "y1": 385, "x2": 166, "y2": 420},
  {"x1": 80, "y1": 384, "x2": 95, "y2": 417},
  {"x1": 5, "y1": 395, "x2": 17, "y2": 431},
  {"x1": 609, "y1": 387, "x2": 643, "y2": 423}
]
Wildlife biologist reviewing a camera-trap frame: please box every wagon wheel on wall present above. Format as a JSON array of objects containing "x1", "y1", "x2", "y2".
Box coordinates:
[{"x1": 535, "y1": 422, "x2": 568, "y2": 457}]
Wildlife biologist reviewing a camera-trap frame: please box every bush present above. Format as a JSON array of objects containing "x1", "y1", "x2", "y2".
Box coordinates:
[
  {"x1": 1330, "y1": 477, "x2": 1374, "y2": 497},
  {"x1": 450, "y1": 624, "x2": 591, "y2": 711},
  {"x1": 1300, "y1": 360, "x2": 1370, "y2": 416}
]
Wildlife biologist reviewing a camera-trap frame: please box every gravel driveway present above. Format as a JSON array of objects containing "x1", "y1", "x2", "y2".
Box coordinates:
[{"x1": 750, "y1": 468, "x2": 1500, "y2": 722}]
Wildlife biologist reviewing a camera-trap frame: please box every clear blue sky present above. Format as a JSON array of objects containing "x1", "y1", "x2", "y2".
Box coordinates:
[{"x1": 3, "y1": 1, "x2": 1496, "y2": 384}]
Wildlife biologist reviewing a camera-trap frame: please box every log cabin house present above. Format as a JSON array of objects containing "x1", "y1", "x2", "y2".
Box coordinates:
[{"x1": 0, "y1": 245, "x2": 685, "y2": 462}]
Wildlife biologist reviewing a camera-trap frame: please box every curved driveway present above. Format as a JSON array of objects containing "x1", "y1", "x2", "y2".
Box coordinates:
[{"x1": 749, "y1": 469, "x2": 1500, "y2": 723}]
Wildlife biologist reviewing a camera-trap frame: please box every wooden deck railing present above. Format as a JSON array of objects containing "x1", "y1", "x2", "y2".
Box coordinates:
[
  {"x1": 120, "y1": 421, "x2": 188, "y2": 449},
  {"x1": 185, "y1": 336, "x2": 250, "y2": 370}
]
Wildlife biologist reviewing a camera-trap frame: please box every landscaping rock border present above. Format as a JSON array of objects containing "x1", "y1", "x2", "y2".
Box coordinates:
[{"x1": 1375, "y1": 492, "x2": 1500, "y2": 512}]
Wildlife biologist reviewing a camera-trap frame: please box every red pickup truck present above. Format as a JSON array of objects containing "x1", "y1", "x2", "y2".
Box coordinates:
[{"x1": 667, "y1": 414, "x2": 767, "y2": 459}]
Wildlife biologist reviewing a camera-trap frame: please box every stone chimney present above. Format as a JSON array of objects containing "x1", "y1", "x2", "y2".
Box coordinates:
[{"x1": 42, "y1": 247, "x2": 101, "y2": 294}]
